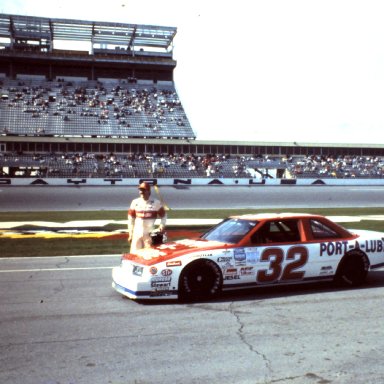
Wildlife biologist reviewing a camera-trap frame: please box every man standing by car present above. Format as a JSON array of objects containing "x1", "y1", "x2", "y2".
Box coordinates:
[{"x1": 127, "y1": 182, "x2": 167, "y2": 253}]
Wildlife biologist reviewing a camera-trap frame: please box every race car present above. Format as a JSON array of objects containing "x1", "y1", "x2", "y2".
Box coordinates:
[{"x1": 112, "y1": 212, "x2": 384, "y2": 301}]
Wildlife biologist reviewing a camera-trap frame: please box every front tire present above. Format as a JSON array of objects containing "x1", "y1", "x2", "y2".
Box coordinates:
[
  {"x1": 179, "y1": 259, "x2": 222, "y2": 302},
  {"x1": 335, "y1": 250, "x2": 369, "y2": 287}
]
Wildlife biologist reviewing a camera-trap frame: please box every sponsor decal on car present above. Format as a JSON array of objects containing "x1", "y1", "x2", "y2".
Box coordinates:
[
  {"x1": 234, "y1": 248, "x2": 247, "y2": 266},
  {"x1": 151, "y1": 276, "x2": 172, "y2": 289},
  {"x1": 320, "y1": 239, "x2": 384, "y2": 257},
  {"x1": 151, "y1": 282, "x2": 171, "y2": 289},
  {"x1": 320, "y1": 266, "x2": 334, "y2": 275},
  {"x1": 240, "y1": 266, "x2": 255, "y2": 275},
  {"x1": 361, "y1": 239, "x2": 384, "y2": 253},
  {"x1": 320, "y1": 241, "x2": 350, "y2": 257},
  {"x1": 166, "y1": 260, "x2": 182, "y2": 267},
  {"x1": 217, "y1": 256, "x2": 232, "y2": 263},
  {"x1": 224, "y1": 275, "x2": 241, "y2": 280},
  {"x1": 244, "y1": 248, "x2": 260, "y2": 264}
]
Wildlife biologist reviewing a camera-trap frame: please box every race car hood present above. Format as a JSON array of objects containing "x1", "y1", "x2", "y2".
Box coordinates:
[{"x1": 122, "y1": 238, "x2": 230, "y2": 266}]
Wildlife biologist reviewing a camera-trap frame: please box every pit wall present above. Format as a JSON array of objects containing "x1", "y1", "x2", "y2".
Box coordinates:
[{"x1": 1, "y1": 177, "x2": 384, "y2": 186}]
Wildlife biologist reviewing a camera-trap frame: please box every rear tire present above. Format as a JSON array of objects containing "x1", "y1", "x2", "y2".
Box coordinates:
[
  {"x1": 335, "y1": 250, "x2": 369, "y2": 287},
  {"x1": 179, "y1": 259, "x2": 222, "y2": 302}
]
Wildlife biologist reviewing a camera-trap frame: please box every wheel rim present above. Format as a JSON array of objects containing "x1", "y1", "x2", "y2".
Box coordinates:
[
  {"x1": 181, "y1": 261, "x2": 222, "y2": 299},
  {"x1": 188, "y1": 266, "x2": 215, "y2": 294},
  {"x1": 338, "y1": 253, "x2": 368, "y2": 286}
]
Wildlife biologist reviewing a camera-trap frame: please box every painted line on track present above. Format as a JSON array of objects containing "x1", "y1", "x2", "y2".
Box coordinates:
[
  {"x1": 0, "y1": 254, "x2": 121, "y2": 260},
  {"x1": 0, "y1": 266, "x2": 114, "y2": 273}
]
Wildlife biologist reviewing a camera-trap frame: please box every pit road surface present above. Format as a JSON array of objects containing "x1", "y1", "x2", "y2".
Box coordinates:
[
  {"x1": 2, "y1": 185, "x2": 384, "y2": 383},
  {"x1": 1, "y1": 255, "x2": 384, "y2": 384}
]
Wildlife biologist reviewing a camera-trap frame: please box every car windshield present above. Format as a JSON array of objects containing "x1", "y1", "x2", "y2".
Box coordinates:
[{"x1": 201, "y1": 218, "x2": 258, "y2": 244}]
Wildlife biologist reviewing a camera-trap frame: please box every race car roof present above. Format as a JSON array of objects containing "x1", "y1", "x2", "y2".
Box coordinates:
[{"x1": 232, "y1": 213, "x2": 317, "y2": 221}]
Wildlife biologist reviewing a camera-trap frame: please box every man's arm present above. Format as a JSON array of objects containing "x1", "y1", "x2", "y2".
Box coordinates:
[
  {"x1": 127, "y1": 202, "x2": 136, "y2": 241},
  {"x1": 157, "y1": 205, "x2": 167, "y2": 232}
]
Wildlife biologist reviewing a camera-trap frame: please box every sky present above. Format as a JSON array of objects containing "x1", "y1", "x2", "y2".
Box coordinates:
[{"x1": 1, "y1": 0, "x2": 384, "y2": 145}]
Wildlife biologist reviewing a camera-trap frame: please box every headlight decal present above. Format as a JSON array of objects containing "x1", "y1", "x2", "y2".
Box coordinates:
[{"x1": 132, "y1": 265, "x2": 144, "y2": 276}]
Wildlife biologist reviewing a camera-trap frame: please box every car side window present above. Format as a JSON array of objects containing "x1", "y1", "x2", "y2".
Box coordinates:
[
  {"x1": 310, "y1": 219, "x2": 339, "y2": 239},
  {"x1": 252, "y1": 219, "x2": 300, "y2": 244},
  {"x1": 201, "y1": 218, "x2": 257, "y2": 244}
]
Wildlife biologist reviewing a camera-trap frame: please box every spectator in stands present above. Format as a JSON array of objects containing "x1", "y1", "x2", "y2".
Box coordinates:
[{"x1": 127, "y1": 182, "x2": 167, "y2": 253}]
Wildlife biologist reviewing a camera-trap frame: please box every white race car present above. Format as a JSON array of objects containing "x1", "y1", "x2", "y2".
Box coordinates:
[{"x1": 112, "y1": 213, "x2": 384, "y2": 301}]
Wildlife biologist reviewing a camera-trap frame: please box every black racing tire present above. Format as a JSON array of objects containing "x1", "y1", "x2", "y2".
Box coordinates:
[
  {"x1": 178, "y1": 259, "x2": 222, "y2": 302},
  {"x1": 334, "y1": 250, "x2": 370, "y2": 287}
]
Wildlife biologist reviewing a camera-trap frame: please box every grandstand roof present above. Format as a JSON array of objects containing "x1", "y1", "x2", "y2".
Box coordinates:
[
  {"x1": 0, "y1": 13, "x2": 177, "y2": 52},
  {"x1": 2, "y1": 135, "x2": 383, "y2": 150}
]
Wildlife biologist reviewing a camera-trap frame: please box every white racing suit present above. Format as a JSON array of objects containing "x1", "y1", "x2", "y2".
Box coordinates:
[{"x1": 128, "y1": 197, "x2": 167, "y2": 253}]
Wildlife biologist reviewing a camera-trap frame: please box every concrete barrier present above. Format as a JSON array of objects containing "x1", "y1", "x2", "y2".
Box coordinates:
[{"x1": 1, "y1": 177, "x2": 384, "y2": 186}]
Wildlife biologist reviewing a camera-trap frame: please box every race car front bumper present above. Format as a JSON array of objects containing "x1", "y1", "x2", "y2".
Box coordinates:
[{"x1": 111, "y1": 266, "x2": 178, "y2": 300}]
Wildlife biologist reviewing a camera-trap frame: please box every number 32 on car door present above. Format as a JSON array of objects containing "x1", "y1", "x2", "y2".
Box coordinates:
[{"x1": 256, "y1": 246, "x2": 309, "y2": 283}]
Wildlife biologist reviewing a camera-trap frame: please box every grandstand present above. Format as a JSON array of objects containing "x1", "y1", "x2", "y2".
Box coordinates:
[
  {"x1": 0, "y1": 77, "x2": 193, "y2": 139},
  {"x1": 0, "y1": 13, "x2": 384, "y2": 181}
]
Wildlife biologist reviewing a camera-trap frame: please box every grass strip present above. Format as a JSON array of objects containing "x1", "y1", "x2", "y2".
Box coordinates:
[{"x1": 1, "y1": 207, "x2": 384, "y2": 258}]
